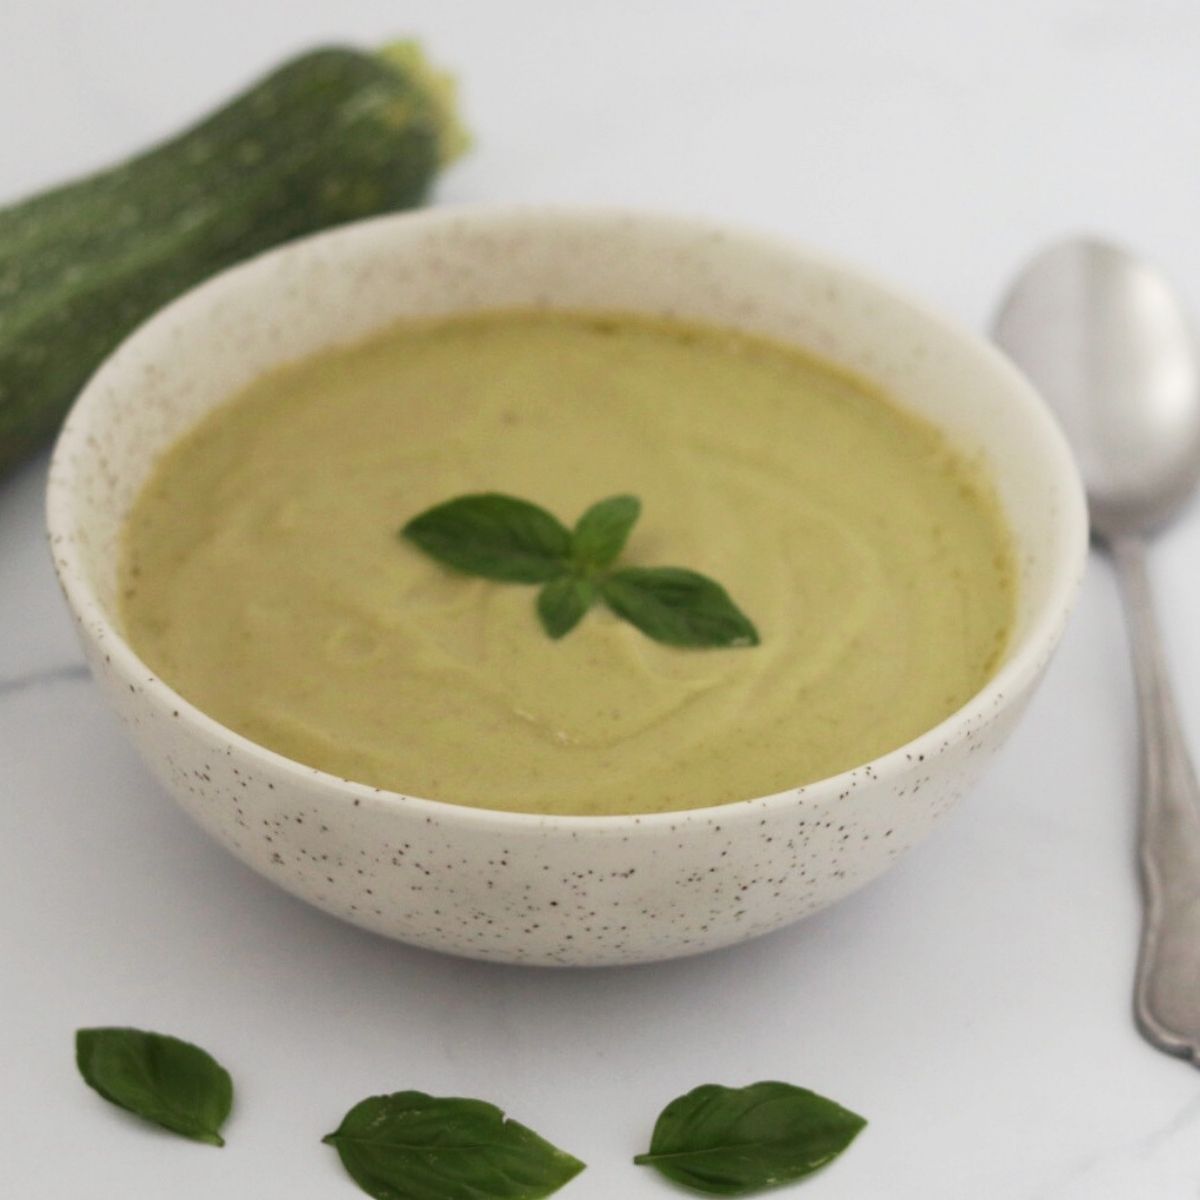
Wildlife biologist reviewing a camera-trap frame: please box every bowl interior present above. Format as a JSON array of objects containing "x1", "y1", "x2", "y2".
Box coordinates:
[{"x1": 50, "y1": 206, "x2": 1084, "y2": 711}]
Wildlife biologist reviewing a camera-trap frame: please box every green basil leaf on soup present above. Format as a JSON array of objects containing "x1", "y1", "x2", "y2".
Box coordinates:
[
  {"x1": 571, "y1": 493, "x2": 641, "y2": 569},
  {"x1": 601, "y1": 567, "x2": 759, "y2": 648},
  {"x1": 402, "y1": 493, "x2": 572, "y2": 582},
  {"x1": 537, "y1": 575, "x2": 596, "y2": 639}
]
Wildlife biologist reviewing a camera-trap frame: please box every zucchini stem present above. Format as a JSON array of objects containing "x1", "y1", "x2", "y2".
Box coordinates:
[{"x1": 377, "y1": 40, "x2": 471, "y2": 166}]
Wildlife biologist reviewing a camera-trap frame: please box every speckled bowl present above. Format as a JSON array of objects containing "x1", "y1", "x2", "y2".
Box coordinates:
[{"x1": 47, "y1": 206, "x2": 1087, "y2": 966}]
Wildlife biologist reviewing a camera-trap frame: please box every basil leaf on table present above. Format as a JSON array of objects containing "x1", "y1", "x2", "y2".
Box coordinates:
[
  {"x1": 601, "y1": 568, "x2": 759, "y2": 648},
  {"x1": 634, "y1": 1081, "x2": 866, "y2": 1195},
  {"x1": 323, "y1": 1090, "x2": 586, "y2": 1200},
  {"x1": 75, "y1": 1027, "x2": 233, "y2": 1146},
  {"x1": 402, "y1": 493, "x2": 572, "y2": 582},
  {"x1": 571, "y1": 493, "x2": 641, "y2": 569},
  {"x1": 537, "y1": 575, "x2": 596, "y2": 639}
]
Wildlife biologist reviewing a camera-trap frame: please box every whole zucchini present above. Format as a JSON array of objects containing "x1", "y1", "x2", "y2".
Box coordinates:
[{"x1": 0, "y1": 42, "x2": 468, "y2": 477}]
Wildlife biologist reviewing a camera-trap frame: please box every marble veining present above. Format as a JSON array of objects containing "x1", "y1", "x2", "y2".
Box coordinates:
[
  {"x1": 1027, "y1": 1090, "x2": 1200, "y2": 1198},
  {"x1": 0, "y1": 660, "x2": 89, "y2": 699}
]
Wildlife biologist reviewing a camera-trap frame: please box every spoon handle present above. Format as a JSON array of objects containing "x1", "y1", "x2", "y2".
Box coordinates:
[{"x1": 1111, "y1": 534, "x2": 1200, "y2": 1064}]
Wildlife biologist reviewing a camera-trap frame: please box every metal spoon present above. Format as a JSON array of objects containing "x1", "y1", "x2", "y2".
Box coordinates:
[{"x1": 994, "y1": 237, "x2": 1200, "y2": 1065}]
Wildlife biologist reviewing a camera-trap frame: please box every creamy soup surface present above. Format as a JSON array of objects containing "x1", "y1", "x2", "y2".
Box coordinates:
[{"x1": 121, "y1": 311, "x2": 1015, "y2": 816}]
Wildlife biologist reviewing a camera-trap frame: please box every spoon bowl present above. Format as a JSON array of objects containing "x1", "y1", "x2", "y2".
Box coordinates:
[{"x1": 994, "y1": 238, "x2": 1200, "y2": 539}]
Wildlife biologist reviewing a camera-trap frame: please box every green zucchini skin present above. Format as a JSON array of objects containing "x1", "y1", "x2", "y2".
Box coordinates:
[{"x1": 0, "y1": 44, "x2": 465, "y2": 477}]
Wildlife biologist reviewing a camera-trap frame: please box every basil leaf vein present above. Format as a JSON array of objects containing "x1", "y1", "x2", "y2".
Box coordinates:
[
  {"x1": 633, "y1": 1081, "x2": 866, "y2": 1195},
  {"x1": 323, "y1": 1091, "x2": 586, "y2": 1200},
  {"x1": 75, "y1": 1027, "x2": 233, "y2": 1146}
]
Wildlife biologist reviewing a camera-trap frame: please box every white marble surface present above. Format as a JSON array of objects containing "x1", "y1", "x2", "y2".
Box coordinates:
[{"x1": 4, "y1": 1, "x2": 1200, "y2": 1195}]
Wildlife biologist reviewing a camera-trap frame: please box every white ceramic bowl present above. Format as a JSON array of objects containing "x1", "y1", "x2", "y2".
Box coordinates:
[{"x1": 47, "y1": 206, "x2": 1087, "y2": 966}]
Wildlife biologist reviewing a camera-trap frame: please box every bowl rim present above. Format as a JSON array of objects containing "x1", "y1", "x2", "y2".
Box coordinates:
[{"x1": 46, "y1": 201, "x2": 1089, "y2": 831}]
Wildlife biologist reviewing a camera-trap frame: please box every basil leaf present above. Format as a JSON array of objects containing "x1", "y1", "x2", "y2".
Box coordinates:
[
  {"x1": 75, "y1": 1027, "x2": 233, "y2": 1146},
  {"x1": 571, "y1": 494, "x2": 641, "y2": 569},
  {"x1": 634, "y1": 1081, "x2": 865, "y2": 1195},
  {"x1": 601, "y1": 568, "x2": 759, "y2": 648},
  {"x1": 537, "y1": 576, "x2": 595, "y2": 639},
  {"x1": 323, "y1": 1090, "x2": 585, "y2": 1200},
  {"x1": 402, "y1": 493, "x2": 572, "y2": 583}
]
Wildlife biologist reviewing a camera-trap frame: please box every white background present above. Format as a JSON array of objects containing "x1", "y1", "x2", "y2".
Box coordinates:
[{"x1": 4, "y1": 2, "x2": 1200, "y2": 1196}]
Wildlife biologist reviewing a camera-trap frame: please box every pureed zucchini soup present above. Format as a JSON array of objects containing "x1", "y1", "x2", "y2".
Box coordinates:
[{"x1": 120, "y1": 311, "x2": 1015, "y2": 816}]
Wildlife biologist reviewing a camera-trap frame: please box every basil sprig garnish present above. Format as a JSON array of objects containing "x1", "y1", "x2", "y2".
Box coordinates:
[
  {"x1": 402, "y1": 492, "x2": 759, "y2": 648},
  {"x1": 634, "y1": 1081, "x2": 866, "y2": 1195},
  {"x1": 323, "y1": 1090, "x2": 585, "y2": 1200},
  {"x1": 75, "y1": 1027, "x2": 233, "y2": 1146}
]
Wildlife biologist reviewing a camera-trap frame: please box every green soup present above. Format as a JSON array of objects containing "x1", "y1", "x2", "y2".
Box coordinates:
[{"x1": 120, "y1": 311, "x2": 1015, "y2": 816}]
